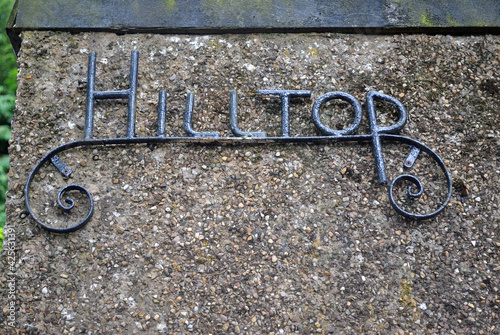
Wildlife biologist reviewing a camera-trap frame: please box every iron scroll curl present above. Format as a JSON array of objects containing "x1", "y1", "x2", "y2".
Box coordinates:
[
  {"x1": 24, "y1": 51, "x2": 453, "y2": 233},
  {"x1": 382, "y1": 134, "x2": 452, "y2": 220},
  {"x1": 24, "y1": 141, "x2": 94, "y2": 233},
  {"x1": 24, "y1": 135, "x2": 453, "y2": 232}
]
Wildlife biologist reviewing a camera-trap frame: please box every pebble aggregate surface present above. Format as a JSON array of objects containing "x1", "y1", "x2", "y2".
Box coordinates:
[{"x1": 0, "y1": 31, "x2": 499, "y2": 334}]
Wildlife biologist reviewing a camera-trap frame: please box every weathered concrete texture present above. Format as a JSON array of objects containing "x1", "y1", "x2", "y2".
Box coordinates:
[{"x1": 1, "y1": 31, "x2": 499, "y2": 333}]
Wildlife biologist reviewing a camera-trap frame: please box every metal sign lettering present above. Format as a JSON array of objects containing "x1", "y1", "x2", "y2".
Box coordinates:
[{"x1": 24, "y1": 51, "x2": 452, "y2": 233}]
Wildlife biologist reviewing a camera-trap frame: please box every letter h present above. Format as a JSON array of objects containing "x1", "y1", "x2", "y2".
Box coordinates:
[{"x1": 84, "y1": 51, "x2": 139, "y2": 140}]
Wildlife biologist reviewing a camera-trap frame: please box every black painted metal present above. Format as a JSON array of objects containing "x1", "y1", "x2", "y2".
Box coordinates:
[
  {"x1": 258, "y1": 90, "x2": 312, "y2": 137},
  {"x1": 311, "y1": 91, "x2": 363, "y2": 136},
  {"x1": 405, "y1": 146, "x2": 421, "y2": 168},
  {"x1": 85, "y1": 50, "x2": 139, "y2": 140},
  {"x1": 24, "y1": 51, "x2": 453, "y2": 233},
  {"x1": 230, "y1": 90, "x2": 265, "y2": 138},
  {"x1": 184, "y1": 92, "x2": 221, "y2": 138},
  {"x1": 50, "y1": 155, "x2": 72, "y2": 178},
  {"x1": 366, "y1": 91, "x2": 407, "y2": 185},
  {"x1": 55, "y1": 185, "x2": 94, "y2": 233},
  {"x1": 156, "y1": 90, "x2": 167, "y2": 137}
]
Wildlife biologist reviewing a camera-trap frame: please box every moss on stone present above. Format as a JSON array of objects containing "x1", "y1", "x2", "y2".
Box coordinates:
[
  {"x1": 420, "y1": 11, "x2": 434, "y2": 27},
  {"x1": 163, "y1": 0, "x2": 177, "y2": 13}
]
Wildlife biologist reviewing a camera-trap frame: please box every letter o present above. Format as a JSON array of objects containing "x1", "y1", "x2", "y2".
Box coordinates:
[{"x1": 311, "y1": 92, "x2": 362, "y2": 136}]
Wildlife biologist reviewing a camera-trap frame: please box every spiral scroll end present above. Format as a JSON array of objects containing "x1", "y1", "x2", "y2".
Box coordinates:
[
  {"x1": 389, "y1": 174, "x2": 445, "y2": 221},
  {"x1": 29, "y1": 184, "x2": 95, "y2": 233}
]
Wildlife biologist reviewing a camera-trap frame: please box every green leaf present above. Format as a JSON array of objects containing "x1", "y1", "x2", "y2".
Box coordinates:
[
  {"x1": 0, "y1": 226, "x2": 4, "y2": 252},
  {"x1": 0, "y1": 154, "x2": 8, "y2": 172},
  {"x1": 0, "y1": 125, "x2": 11, "y2": 141},
  {"x1": 0, "y1": 0, "x2": 15, "y2": 241}
]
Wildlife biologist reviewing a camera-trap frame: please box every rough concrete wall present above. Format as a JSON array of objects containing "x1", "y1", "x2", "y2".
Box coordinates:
[{"x1": 1, "y1": 31, "x2": 499, "y2": 333}]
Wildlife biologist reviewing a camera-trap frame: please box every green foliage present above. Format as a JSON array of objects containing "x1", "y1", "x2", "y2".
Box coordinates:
[
  {"x1": 0, "y1": 226, "x2": 3, "y2": 251},
  {"x1": 0, "y1": 0, "x2": 17, "y2": 244},
  {"x1": 0, "y1": 124, "x2": 11, "y2": 141},
  {"x1": 0, "y1": 153, "x2": 7, "y2": 250},
  {"x1": 0, "y1": 85, "x2": 15, "y2": 124},
  {"x1": 0, "y1": 154, "x2": 8, "y2": 188},
  {"x1": 0, "y1": 0, "x2": 16, "y2": 89}
]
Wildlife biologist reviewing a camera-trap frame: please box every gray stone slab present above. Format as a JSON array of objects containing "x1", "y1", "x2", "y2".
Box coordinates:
[
  {"x1": 9, "y1": 0, "x2": 500, "y2": 32},
  {"x1": 7, "y1": 0, "x2": 499, "y2": 54}
]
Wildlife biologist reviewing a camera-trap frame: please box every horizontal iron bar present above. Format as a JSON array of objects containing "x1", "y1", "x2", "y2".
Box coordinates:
[
  {"x1": 24, "y1": 132, "x2": 453, "y2": 233},
  {"x1": 68, "y1": 134, "x2": 374, "y2": 146},
  {"x1": 93, "y1": 90, "x2": 130, "y2": 99}
]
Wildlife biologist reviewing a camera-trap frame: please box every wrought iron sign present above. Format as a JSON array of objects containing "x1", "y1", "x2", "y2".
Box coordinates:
[{"x1": 24, "y1": 51, "x2": 452, "y2": 233}]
